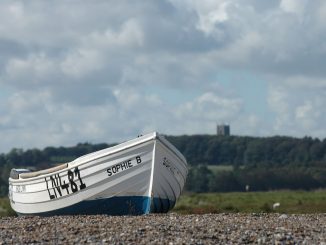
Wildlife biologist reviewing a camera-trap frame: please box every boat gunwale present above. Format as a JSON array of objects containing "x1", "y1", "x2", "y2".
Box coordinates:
[
  {"x1": 9, "y1": 132, "x2": 187, "y2": 184},
  {"x1": 9, "y1": 133, "x2": 158, "y2": 184}
]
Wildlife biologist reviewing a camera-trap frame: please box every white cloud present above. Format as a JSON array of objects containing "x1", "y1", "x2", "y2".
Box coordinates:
[
  {"x1": 211, "y1": 31, "x2": 263, "y2": 65},
  {"x1": 280, "y1": 0, "x2": 308, "y2": 16},
  {"x1": 295, "y1": 100, "x2": 318, "y2": 129},
  {"x1": 177, "y1": 92, "x2": 242, "y2": 120},
  {"x1": 284, "y1": 76, "x2": 326, "y2": 89},
  {"x1": 194, "y1": 1, "x2": 230, "y2": 35},
  {"x1": 268, "y1": 80, "x2": 326, "y2": 137},
  {"x1": 0, "y1": 0, "x2": 326, "y2": 152},
  {"x1": 268, "y1": 85, "x2": 292, "y2": 132},
  {"x1": 60, "y1": 19, "x2": 143, "y2": 78},
  {"x1": 317, "y1": 2, "x2": 326, "y2": 24},
  {"x1": 8, "y1": 90, "x2": 51, "y2": 112},
  {"x1": 5, "y1": 54, "x2": 56, "y2": 86},
  {"x1": 61, "y1": 49, "x2": 103, "y2": 78}
]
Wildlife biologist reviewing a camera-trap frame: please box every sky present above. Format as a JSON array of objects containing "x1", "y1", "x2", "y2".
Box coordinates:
[{"x1": 1, "y1": 0, "x2": 326, "y2": 153}]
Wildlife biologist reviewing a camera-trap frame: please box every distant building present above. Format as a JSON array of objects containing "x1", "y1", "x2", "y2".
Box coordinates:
[{"x1": 217, "y1": 124, "x2": 230, "y2": 136}]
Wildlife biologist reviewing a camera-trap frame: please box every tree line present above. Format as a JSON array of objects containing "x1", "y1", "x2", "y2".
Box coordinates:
[
  {"x1": 1, "y1": 135, "x2": 326, "y2": 196},
  {"x1": 166, "y1": 135, "x2": 326, "y2": 166},
  {"x1": 186, "y1": 165, "x2": 326, "y2": 193},
  {"x1": 167, "y1": 135, "x2": 326, "y2": 193}
]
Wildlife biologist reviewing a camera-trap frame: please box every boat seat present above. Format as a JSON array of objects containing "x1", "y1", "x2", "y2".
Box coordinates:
[{"x1": 19, "y1": 163, "x2": 68, "y2": 179}]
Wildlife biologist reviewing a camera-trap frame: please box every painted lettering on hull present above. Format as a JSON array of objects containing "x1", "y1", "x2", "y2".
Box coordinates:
[
  {"x1": 162, "y1": 157, "x2": 180, "y2": 177},
  {"x1": 45, "y1": 167, "x2": 86, "y2": 200},
  {"x1": 106, "y1": 156, "x2": 142, "y2": 177}
]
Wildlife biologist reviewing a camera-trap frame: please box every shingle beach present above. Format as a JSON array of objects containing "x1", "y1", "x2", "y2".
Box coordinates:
[{"x1": 1, "y1": 213, "x2": 326, "y2": 244}]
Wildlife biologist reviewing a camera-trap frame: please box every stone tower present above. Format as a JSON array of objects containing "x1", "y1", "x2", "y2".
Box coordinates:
[{"x1": 217, "y1": 124, "x2": 230, "y2": 136}]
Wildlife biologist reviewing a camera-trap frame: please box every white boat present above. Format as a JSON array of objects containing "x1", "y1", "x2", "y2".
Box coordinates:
[{"x1": 8, "y1": 132, "x2": 188, "y2": 216}]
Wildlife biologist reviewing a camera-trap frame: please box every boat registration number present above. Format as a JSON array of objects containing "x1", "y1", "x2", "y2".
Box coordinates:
[{"x1": 45, "y1": 166, "x2": 86, "y2": 200}]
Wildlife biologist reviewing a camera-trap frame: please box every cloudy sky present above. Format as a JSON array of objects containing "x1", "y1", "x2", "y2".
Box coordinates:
[{"x1": 0, "y1": 0, "x2": 326, "y2": 153}]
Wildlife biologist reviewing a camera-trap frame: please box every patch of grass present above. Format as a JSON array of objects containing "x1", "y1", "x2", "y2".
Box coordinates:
[
  {"x1": 207, "y1": 165, "x2": 234, "y2": 174},
  {"x1": 2, "y1": 190, "x2": 326, "y2": 216},
  {"x1": 0, "y1": 198, "x2": 16, "y2": 217},
  {"x1": 173, "y1": 190, "x2": 326, "y2": 214}
]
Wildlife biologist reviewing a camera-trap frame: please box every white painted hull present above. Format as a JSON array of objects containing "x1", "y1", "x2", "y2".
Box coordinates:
[{"x1": 8, "y1": 132, "x2": 187, "y2": 216}]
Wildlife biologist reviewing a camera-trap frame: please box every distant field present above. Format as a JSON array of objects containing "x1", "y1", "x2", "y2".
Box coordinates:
[
  {"x1": 2, "y1": 190, "x2": 326, "y2": 216},
  {"x1": 173, "y1": 190, "x2": 326, "y2": 214},
  {"x1": 206, "y1": 165, "x2": 234, "y2": 173}
]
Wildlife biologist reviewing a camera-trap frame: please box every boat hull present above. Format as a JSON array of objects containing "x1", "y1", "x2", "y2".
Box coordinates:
[
  {"x1": 9, "y1": 133, "x2": 187, "y2": 216},
  {"x1": 17, "y1": 196, "x2": 151, "y2": 216}
]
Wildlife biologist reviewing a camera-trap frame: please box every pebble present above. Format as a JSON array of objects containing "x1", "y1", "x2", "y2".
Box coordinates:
[
  {"x1": 279, "y1": 214, "x2": 288, "y2": 219},
  {"x1": 0, "y1": 213, "x2": 326, "y2": 244}
]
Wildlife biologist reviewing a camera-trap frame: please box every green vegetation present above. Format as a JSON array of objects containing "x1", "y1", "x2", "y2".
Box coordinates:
[
  {"x1": 173, "y1": 191, "x2": 326, "y2": 214},
  {"x1": 169, "y1": 134, "x2": 326, "y2": 193},
  {"x1": 0, "y1": 134, "x2": 326, "y2": 196},
  {"x1": 0, "y1": 198, "x2": 15, "y2": 217},
  {"x1": 166, "y1": 135, "x2": 326, "y2": 166},
  {"x1": 186, "y1": 165, "x2": 326, "y2": 193},
  {"x1": 207, "y1": 165, "x2": 234, "y2": 174}
]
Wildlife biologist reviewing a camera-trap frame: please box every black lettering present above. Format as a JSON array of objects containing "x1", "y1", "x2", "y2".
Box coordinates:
[
  {"x1": 57, "y1": 174, "x2": 63, "y2": 186},
  {"x1": 54, "y1": 174, "x2": 62, "y2": 197},
  {"x1": 107, "y1": 168, "x2": 112, "y2": 176},
  {"x1": 107, "y1": 159, "x2": 136, "y2": 178},
  {"x1": 61, "y1": 180, "x2": 70, "y2": 194},
  {"x1": 136, "y1": 156, "x2": 142, "y2": 164},
  {"x1": 68, "y1": 170, "x2": 78, "y2": 193},
  {"x1": 45, "y1": 177, "x2": 56, "y2": 200},
  {"x1": 50, "y1": 176, "x2": 58, "y2": 198},
  {"x1": 163, "y1": 158, "x2": 170, "y2": 167},
  {"x1": 121, "y1": 161, "x2": 127, "y2": 170},
  {"x1": 74, "y1": 167, "x2": 86, "y2": 190}
]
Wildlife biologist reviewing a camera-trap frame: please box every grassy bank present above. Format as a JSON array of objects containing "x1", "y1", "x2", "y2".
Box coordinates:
[
  {"x1": 173, "y1": 190, "x2": 326, "y2": 214},
  {"x1": 0, "y1": 198, "x2": 15, "y2": 217}
]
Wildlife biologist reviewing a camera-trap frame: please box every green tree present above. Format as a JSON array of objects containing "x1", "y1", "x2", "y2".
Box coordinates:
[
  {"x1": 185, "y1": 165, "x2": 213, "y2": 192},
  {"x1": 209, "y1": 171, "x2": 241, "y2": 192}
]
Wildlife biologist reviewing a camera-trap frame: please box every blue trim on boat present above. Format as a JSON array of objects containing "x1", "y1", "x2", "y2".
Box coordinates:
[
  {"x1": 18, "y1": 196, "x2": 151, "y2": 216},
  {"x1": 150, "y1": 197, "x2": 175, "y2": 213},
  {"x1": 18, "y1": 196, "x2": 176, "y2": 216},
  {"x1": 17, "y1": 196, "x2": 176, "y2": 216}
]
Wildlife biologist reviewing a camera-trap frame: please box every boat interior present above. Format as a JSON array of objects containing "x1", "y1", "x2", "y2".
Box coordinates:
[{"x1": 10, "y1": 163, "x2": 68, "y2": 180}]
